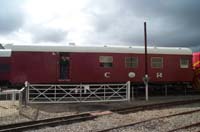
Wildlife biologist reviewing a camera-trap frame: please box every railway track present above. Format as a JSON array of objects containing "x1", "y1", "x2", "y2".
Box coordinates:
[
  {"x1": 112, "y1": 99, "x2": 200, "y2": 114},
  {"x1": 168, "y1": 122, "x2": 200, "y2": 132},
  {"x1": 1, "y1": 99, "x2": 200, "y2": 132},
  {"x1": 97, "y1": 108, "x2": 200, "y2": 132},
  {"x1": 0, "y1": 113, "x2": 97, "y2": 132}
]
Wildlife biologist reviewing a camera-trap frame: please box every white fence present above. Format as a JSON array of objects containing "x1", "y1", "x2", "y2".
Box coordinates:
[
  {"x1": 0, "y1": 88, "x2": 24, "y2": 117},
  {"x1": 27, "y1": 81, "x2": 130, "y2": 103}
]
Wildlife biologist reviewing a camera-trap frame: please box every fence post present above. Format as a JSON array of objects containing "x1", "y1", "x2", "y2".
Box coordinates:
[
  {"x1": 54, "y1": 85, "x2": 56, "y2": 102},
  {"x1": 19, "y1": 89, "x2": 23, "y2": 114},
  {"x1": 11, "y1": 91, "x2": 15, "y2": 105},
  {"x1": 80, "y1": 84, "x2": 82, "y2": 102},
  {"x1": 24, "y1": 81, "x2": 29, "y2": 107},
  {"x1": 127, "y1": 81, "x2": 131, "y2": 101}
]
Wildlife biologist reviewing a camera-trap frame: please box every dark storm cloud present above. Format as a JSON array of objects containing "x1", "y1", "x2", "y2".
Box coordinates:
[
  {"x1": 0, "y1": 0, "x2": 25, "y2": 34},
  {"x1": 85, "y1": 0, "x2": 200, "y2": 48},
  {"x1": 31, "y1": 26, "x2": 68, "y2": 43}
]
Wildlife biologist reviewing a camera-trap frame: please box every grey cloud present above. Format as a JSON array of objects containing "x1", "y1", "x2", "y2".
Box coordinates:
[
  {"x1": 85, "y1": 0, "x2": 200, "y2": 48},
  {"x1": 0, "y1": 0, "x2": 25, "y2": 34},
  {"x1": 0, "y1": 0, "x2": 199, "y2": 49},
  {"x1": 31, "y1": 26, "x2": 68, "y2": 43}
]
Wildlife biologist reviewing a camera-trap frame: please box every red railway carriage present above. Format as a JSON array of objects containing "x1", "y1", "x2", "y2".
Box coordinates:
[{"x1": 0, "y1": 44, "x2": 193, "y2": 86}]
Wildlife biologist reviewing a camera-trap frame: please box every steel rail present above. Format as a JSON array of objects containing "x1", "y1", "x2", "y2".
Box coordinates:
[
  {"x1": 0, "y1": 113, "x2": 97, "y2": 132},
  {"x1": 97, "y1": 108, "x2": 200, "y2": 132},
  {"x1": 112, "y1": 99, "x2": 200, "y2": 114},
  {"x1": 168, "y1": 122, "x2": 200, "y2": 132}
]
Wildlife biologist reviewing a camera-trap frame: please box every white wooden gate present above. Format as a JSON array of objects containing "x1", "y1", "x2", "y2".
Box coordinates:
[
  {"x1": 27, "y1": 81, "x2": 130, "y2": 103},
  {"x1": 0, "y1": 88, "x2": 25, "y2": 117}
]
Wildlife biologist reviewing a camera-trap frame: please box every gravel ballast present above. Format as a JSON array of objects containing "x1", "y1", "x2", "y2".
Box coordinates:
[
  {"x1": 27, "y1": 103, "x2": 200, "y2": 132},
  {"x1": 1, "y1": 96, "x2": 200, "y2": 131}
]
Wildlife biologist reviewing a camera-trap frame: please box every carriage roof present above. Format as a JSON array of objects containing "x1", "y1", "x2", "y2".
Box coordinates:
[{"x1": 2, "y1": 44, "x2": 192, "y2": 55}]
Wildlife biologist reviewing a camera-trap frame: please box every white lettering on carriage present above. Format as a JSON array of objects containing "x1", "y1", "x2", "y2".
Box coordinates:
[
  {"x1": 104, "y1": 72, "x2": 111, "y2": 78},
  {"x1": 156, "y1": 72, "x2": 163, "y2": 78}
]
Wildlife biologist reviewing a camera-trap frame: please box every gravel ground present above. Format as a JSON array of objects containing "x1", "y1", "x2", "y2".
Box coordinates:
[
  {"x1": 0, "y1": 105, "x2": 76, "y2": 125},
  {"x1": 0, "y1": 101, "x2": 19, "y2": 117},
  {"x1": 115, "y1": 111, "x2": 200, "y2": 132},
  {"x1": 1, "y1": 96, "x2": 200, "y2": 131},
  {"x1": 27, "y1": 102, "x2": 200, "y2": 132}
]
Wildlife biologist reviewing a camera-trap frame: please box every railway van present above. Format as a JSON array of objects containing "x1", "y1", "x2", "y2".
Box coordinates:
[{"x1": 0, "y1": 44, "x2": 194, "y2": 88}]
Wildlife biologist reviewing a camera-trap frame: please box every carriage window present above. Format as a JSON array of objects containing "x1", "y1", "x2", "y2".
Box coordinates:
[
  {"x1": 125, "y1": 57, "x2": 138, "y2": 68},
  {"x1": 180, "y1": 58, "x2": 189, "y2": 68},
  {"x1": 151, "y1": 57, "x2": 163, "y2": 68},
  {"x1": 99, "y1": 56, "x2": 113, "y2": 68}
]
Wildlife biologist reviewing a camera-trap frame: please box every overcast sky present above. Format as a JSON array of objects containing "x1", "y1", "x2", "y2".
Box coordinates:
[{"x1": 0, "y1": 0, "x2": 200, "y2": 51}]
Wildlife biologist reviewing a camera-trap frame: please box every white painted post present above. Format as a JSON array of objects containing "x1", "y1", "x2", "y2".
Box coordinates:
[
  {"x1": 12, "y1": 92, "x2": 15, "y2": 105},
  {"x1": 19, "y1": 87, "x2": 25, "y2": 110},
  {"x1": 19, "y1": 91, "x2": 22, "y2": 112},
  {"x1": 25, "y1": 81, "x2": 29, "y2": 104},
  {"x1": 80, "y1": 84, "x2": 82, "y2": 102},
  {"x1": 145, "y1": 74, "x2": 149, "y2": 101},
  {"x1": 127, "y1": 81, "x2": 131, "y2": 101}
]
